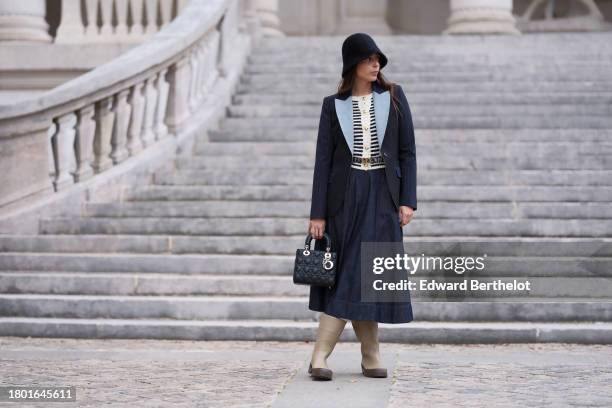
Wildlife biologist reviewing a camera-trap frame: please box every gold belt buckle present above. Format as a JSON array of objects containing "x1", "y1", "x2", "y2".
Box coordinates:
[{"x1": 363, "y1": 157, "x2": 370, "y2": 168}]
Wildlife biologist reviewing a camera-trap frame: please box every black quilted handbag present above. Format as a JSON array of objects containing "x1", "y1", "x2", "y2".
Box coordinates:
[{"x1": 293, "y1": 232, "x2": 337, "y2": 289}]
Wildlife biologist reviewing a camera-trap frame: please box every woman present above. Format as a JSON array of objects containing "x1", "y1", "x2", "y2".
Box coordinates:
[{"x1": 306, "y1": 32, "x2": 417, "y2": 381}]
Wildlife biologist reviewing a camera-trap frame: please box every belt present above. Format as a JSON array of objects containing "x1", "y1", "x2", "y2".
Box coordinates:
[{"x1": 351, "y1": 155, "x2": 385, "y2": 168}]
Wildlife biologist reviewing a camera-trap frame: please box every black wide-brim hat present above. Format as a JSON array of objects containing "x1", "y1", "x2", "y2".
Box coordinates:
[{"x1": 341, "y1": 32, "x2": 388, "y2": 78}]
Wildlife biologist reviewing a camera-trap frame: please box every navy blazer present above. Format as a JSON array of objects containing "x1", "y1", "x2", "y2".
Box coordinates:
[{"x1": 309, "y1": 81, "x2": 417, "y2": 220}]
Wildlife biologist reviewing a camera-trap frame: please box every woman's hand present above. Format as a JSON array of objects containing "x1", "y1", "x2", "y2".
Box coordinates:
[
  {"x1": 309, "y1": 218, "x2": 326, "y2": 239},
  {"x1": 398, "y1": 206, "x2": 414, "y2": 227}
]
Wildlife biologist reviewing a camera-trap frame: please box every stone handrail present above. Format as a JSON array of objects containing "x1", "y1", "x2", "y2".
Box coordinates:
[{"x1": 0, "y1": 0, "x2": 253, "y2": 209}]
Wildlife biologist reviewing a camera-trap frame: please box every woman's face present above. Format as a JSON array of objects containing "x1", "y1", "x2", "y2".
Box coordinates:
[{"x1": 355, "y1": 53, "x2": 380, "y2": 82}]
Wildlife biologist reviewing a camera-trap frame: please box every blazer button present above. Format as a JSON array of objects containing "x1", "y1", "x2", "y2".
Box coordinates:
[{"x1": 383, "y1": 152, "x2": 388, "y2": 157}]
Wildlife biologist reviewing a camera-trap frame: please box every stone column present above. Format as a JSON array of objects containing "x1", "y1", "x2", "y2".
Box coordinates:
[
  {"x1": 251, "y1": 0, "x2": 284, "y2": 37},
  {"x1": 444, "y1": 0, "x2": 520, "y2": 34},
  {"x1": 0, "y1": 0, "x2": 52, "y2": 42}
]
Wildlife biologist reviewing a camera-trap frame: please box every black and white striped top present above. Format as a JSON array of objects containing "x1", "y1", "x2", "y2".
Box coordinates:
[{"x1": 351, "y1": 92, "x2": 385, "y2": 170}]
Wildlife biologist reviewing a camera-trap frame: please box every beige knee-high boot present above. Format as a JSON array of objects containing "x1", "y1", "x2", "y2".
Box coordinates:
[
  {"x1": 309, "y1": 313, "x2": 347, "y2": 380},
  {"x1": 351, "y1": 320, "x2": 387, "y2": 378}
]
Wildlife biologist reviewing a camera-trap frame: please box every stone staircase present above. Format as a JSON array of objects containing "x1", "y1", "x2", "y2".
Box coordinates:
[{"x1": 1, "y1": 33, "x2": 612, "y2": 342}]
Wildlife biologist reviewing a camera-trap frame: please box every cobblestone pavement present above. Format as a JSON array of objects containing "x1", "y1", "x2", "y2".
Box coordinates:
[
  {"x1": 0, "y1": 338, "x2": 611, "y2": 407},
  {"x1": 390, "y1": 362, "x2": 612, "y2": 408}
]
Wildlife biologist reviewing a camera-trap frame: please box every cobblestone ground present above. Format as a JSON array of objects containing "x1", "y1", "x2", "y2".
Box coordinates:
[
  {"x1": 390, "y1": 362, "x2": 612, "y2": 408},
  {"x1": 0, "y1": 339, "x2": 301, "y2": 408},
  {"x1": 0, "y1": 338, "x2": 610, "y2": 407},
  {"x1": 1, "y1": 359, "x2": 300, "y2": 408}
]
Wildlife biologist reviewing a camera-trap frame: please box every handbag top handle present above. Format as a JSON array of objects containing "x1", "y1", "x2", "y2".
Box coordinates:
[{"x1": 305, "y1": 232, "x2": 332, "y2": 252}]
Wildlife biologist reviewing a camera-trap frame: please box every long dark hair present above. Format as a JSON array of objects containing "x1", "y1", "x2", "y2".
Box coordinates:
[{"x1": 337, "y1": 69, "x2": 403, "y2": 120}]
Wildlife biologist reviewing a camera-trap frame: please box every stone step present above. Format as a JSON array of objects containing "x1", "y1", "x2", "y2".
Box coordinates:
[
  {"x1": 247, "y1": 51, "x2": 612, "y2": 62},
  {"x1": 0, "y1": 272, "x2": 303, "y2": 297},
  {"x1": 1, "y1": 251, "x2": 611, "y2": 276},
  {"x1": 249, "y1": 46, "x2": 612, "y2": 55},
  {"x1": 24, "y1": 235, "x2": 612, "y2": 256},
  {"x1": 153, "y1": 168, "x2": 612, "y2": 186},
  {"x1": 36, "y1": 217, "x2": 612, "y2": 237},
  {"x1": 219, "y1": 115, "x2": 612, "y2": 129},
  {"x1": 236, "y1": 81, "x2": 612, "y2": 93},
  {"x1": 254, "y1": 35, "x2": 612, "y2": 45},
  {"x1": 247, "y1": 58, "x2": 612, "y2": 68},
  {"x1": 241, "y1": 72, "x2": 612, "y2": 84},
  {"x1": 0, "y1": 253, "x2": 290, "y2": 274},
  {"x1": 1, "y1": 317, "x2": 610, "y2": 343},
  {"x1": 233, "y1": 92, "x2": 612, "y2": 105},
  {"x1": 124, "y1": 185, "x2": 612, "y2": 203},
  {"x1": 227, "y1": 103, "x2": 612, "y2": 119},
  {"x1": 249, "y1": 60, "x2": 612, "y2": 71},
  {"x1": 244, "y1": 63, "x2": 612, "y2": 75},
  {"x1": 252, "y1": 36, "x2": 612, "y2": 47},
  {"x1": 78, "y1": 201, "x2": 612, "y2": 219},
  {"x1": 1, "y1": 294, "x2": 611, "y2": 321},
  {"x1": 200, "y1": 139, "x2": 612, "y2": 151},
  {"x1": 253, "y1": 39, "x2": 612, "y2": 47},
  {"x1": 193, "y1": 141, "x2": 612, "y2": 156},
  {"x1": 2, "y1": 272, "x2": 611, "y2": 299},
  {"x1": 251, "y1": 44, "x2": 612, "y2": 52},
  {"x1": 251, "y1": 45, "x2": 612, "y2": 52},
  {"x1": 201, "y1": 129, "x2": 612, "y2": 145},
  {"x1": 178, "y1": 152, "x2": 612, "y2": 171}
]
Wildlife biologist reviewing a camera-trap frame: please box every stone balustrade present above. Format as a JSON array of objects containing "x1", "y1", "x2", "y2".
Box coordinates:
[
  {"x1": 56, "y1": 0, "x2": 190, "y2": 44},
  {"x1": 0, "y1": 0, "x2": 258, "y2": 210}
]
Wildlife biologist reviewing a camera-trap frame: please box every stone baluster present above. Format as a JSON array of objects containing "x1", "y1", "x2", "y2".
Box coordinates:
[
  {"x1": 166, "y1": 57, "x2": 192, "y2": 135},
  {"x1": 74, "y1": 105, "x2": 96, "y2": 182},
  {"x1": 48, "y1": 123, "x2": 58, "y2": 183},
  {"x1": 110, "y1": 89, "x2": 132, "y2": 164},
  {"x1": 127, "y1": 82, "x2": 146, "y2": 156},
  {"x1": 194, "y1": 43, "x2": 206, "y2": 102},
  {"x1": 52, "y1": 113, "x2": 78, "y2": 191},
  {"x1": 92, "y1": 97, "x2": 115, "y2": 173},
  {"x1": 55, "y1": 0, "x2": 85, "y2": 43},
  {"x1": 99, "y1": 0, "x2": 114, "y2": 38},
  {"x1": 188, "y1": 48, "x2": 201, "y2": 112},
  {"x1": 141, "y1": 76, "x2": 159, "y2": 147},
  {"x1": 84, "y1": 0, "x2": 99, "y2": 40},
  {"x1": 159, "y1": 0, "x2": 173, "y2": 29},
  {"x1": 115, "y1": 0, "x2": 130, "y2": 38},
  {"x1": 145, "y1": 0, "x2": 159, "y2": 36},
  {"x1": 130, "y1": 0, "x2": 147, "y2": 40},
  {"x1": 154, "y1": 68, "x2": 170, "y2": 140}
]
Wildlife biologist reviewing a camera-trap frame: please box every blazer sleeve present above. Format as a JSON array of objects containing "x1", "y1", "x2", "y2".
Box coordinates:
[
  {"x1": 309, "y1": 96, "x2": 334, "y2": 220},
  {"x1": 396, "y1": 84, "x2": 417, "y2": 211}
]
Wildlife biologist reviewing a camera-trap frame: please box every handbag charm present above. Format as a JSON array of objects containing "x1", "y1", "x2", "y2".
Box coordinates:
[{"x1": 293, "y1": 232, "x2": 337, "y2": 289}]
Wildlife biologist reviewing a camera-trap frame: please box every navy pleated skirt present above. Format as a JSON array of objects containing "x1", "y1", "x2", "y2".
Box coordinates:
[{"x1": 308, "y1": 166, "x2": 414, "y2": 324}]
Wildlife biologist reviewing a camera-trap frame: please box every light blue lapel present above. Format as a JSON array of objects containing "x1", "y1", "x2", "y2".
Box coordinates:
[{"x1": 334, "y1": 82, "x2": 390, "y2": 155}]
